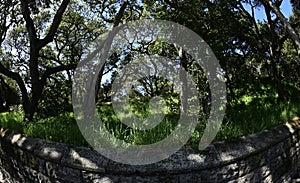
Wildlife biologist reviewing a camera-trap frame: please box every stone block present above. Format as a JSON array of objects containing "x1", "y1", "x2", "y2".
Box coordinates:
[
  {"x1": 34, "y1": 141, "x2": 68, "y2": 163},
  {"x1": 45, "y1": 161, "x2": 82, "y2": 182},
  {"x1": 61, "y1": 146, "x2": 106, "y2": 173}
]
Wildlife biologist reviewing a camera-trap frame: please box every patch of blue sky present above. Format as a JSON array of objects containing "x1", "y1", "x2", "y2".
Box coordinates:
[{"x1": 243, "y1": 0, "x2": 293, "y2": 21}]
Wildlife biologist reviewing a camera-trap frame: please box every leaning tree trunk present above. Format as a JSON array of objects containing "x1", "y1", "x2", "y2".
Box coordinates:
[
  {"x1": 261, "y1": 0, "x2": 300, "y2": 55},
  {"x1": 263, "y1": 2, "x2": 287, "y2": 102}
]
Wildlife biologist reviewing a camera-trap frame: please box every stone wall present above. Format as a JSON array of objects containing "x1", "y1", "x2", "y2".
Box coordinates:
[{"x1": 0, "y1": 120, "x2": 300, "y2": 183}]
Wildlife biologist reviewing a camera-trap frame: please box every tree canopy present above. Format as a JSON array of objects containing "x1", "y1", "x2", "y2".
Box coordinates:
[{"x1": 0, "y1": 0, "x2": 299, "y2": 121}]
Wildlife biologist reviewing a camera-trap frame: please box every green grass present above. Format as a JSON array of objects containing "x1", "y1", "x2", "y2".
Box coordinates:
[
  {"x1": 212, "y1": 82, "x2": 300, "y2": 142},
  {"x1": 0, "y1": 111, "x2": 24, "y2": 132},
  {"x1": 215, "y1": 99, "x2": 300, "y2": 140},
  {"x1": 96, "y1": 104, "x2": 180, "y2": 145},
  {"x1": 0, "y1": 84, "x2": 300, "y2": 149},
  {"x1": 0, "y1": 112, "x2": 88, "y2": 146}
]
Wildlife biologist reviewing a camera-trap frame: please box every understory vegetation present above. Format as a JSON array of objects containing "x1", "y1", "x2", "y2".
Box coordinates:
[
  {"x1": 0, "y1": 0, "x2": 300, "y2": 150},
  {"x1": 1, "y1": 82, "x2": 299, "y2": 149}
]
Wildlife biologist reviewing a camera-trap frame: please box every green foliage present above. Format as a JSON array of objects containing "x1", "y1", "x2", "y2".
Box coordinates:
[
  {"x1": 0, "y1": 112, "x2": 24, "y2": 132},
  {"x1": 187, "y1": 84, "x2": 300, "y2": 149},
  {"x1": 0, "y1": 0, "x2": 300, "y2": 150},
  {"x1": 96, "y1": 101, "x2": 180, "y2": 145},
  {"x1": 0, "y1": 74, "x2": 20, "y2": 111},
  {"x1": 216, "y1": 97, "x2": 300, "y2": 141},
  {"x1": 37, "y1": 75, "x2": 73, "y2": 118},
  {"x1": 1, "y1": 83, "x2": 299, "y2": 149},
  {"x1": 24, "y1": 113, "x2": 87, "y2": 145},
  {"x1": 0, "y1": 112, "x2": 88, "y2": 146}
]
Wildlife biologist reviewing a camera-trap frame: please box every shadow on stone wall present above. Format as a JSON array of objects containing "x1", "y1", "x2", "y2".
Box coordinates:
[{"x1": 0, "y1": 118, "x2": 299, "y2": 182}]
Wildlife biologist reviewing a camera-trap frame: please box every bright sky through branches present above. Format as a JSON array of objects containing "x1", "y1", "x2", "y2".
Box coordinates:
[{"x1": 244, "y1": 0, "x2": 293, "y2": 21}]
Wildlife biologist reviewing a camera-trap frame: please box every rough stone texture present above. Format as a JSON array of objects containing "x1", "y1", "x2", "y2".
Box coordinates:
[{"x1": 0, "y1": 120, "x2": 300, "y2": 182}]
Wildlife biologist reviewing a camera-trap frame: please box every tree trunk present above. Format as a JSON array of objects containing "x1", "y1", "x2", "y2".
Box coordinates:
[
  {"x1": 18, "y1": 0, "x2": 71, "y2": 121},
  {"x1": 95, "y1": 66, "x2": 105, "y2": 103},
  {"x1": 263, "y1": 3, "x2": 287, "y2": 102},
  {"x1": 270, "y1": 56, "x2": 286, "y2": 102},
  {"x1": 262, "y1": 0, "x2": 300, "y2": 55},
  {"x1": 177, "y1": 46, "x2": 188, "y2": 115},
  {"x1": 224, "y1": 73, "x2": 236, "y2": 102}
]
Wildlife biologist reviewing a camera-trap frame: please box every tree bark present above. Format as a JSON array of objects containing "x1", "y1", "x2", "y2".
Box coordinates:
[
  {"x1": 19, "y1": 0, "x2": 70, "y2": 121},
  {"x1": 94, "y1": 1, "x2": 128, "y2": 103},
  {"x1": 261, "y1": 0, "x2": 300, "y2": 55},
  {"x1": 175, "y1": 45, "x2": 188, "y2": 115},
  {"x1": 0, "y1": 62, "x2": 31, "y2": 119},
  {"x1": 264, "y1": 3, "x2": 287, "y2": 102}
]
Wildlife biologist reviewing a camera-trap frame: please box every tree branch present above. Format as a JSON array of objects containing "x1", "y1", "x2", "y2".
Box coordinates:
[
  {"x1": 260, "y1": 0, "x2": 300, "y2": 55},
  {"x1": 20, "y1": 0, "x2": 38, "y2": 43},
  {"x1": 39, "y1": 0, "x2": 70, "y2": 48},
  {"x1": 0, "y1": 62, "x2": 30, "y2": 110},
  {"x1": 113, "y1": 0, "x2": 128, "y2": 27},
  {"x1": 41, "y1": 63, "x2": 77, "y2": 84}
]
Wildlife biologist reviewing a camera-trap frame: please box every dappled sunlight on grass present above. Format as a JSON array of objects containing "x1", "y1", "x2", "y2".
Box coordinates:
[
  {"x1": 214, "y1": 91, "x2": 300, "y2": 142},
  {"x1": 0, "y1": 84, "x2": 299, "y2": 149},
  {"x1": 0, "y1": 112, "x2": 88, "y2": 146}
]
